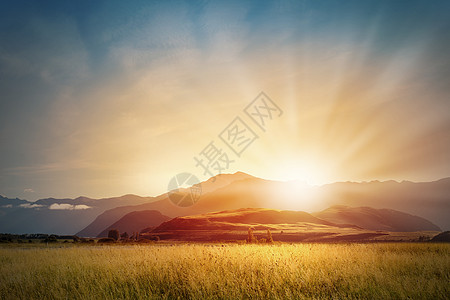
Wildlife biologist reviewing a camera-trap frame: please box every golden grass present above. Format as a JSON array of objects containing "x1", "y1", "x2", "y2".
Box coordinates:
[{"x1": 0, "y1": 243, "x2": 448, "y2": 299}]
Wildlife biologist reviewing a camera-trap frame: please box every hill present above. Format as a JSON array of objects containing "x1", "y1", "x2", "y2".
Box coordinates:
[
  {"x1": 144, "y1": 207, "x2": 440, "y2": 242},
  {"x1": 3, "y1": 172, "x2": 450, "y2": 235},
  {"x1": 76, "y1": 172, "x2": 256, "y2": 236},
  {"x1": 430, "y1": 231, "x2": 450, "y2": 242},
  {"x1": 313, "y1": 205, "x2": 441, "y2": 232},
  {"x1": 97, "y1": 210, "x2": 171, "y2": 238},
  {"x1": 78, "y1": 174, "x2": 450, "y2": 237},
  {"x1": 317, "y1": 178, "x2": 450, "y2": 231}
]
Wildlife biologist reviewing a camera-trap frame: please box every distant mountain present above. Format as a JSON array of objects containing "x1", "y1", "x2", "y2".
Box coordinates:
[
  {"x1": 78, "y1": 173, "x2": 450, "y2": 237},
  {"x1": 0, "y1": 195, "x2": 28, "y2": 207},
  {"x1": 3, "y1": 172, "x2": 450, "y2": 235},
  {"x1": 0, "y1": 194, "x2": 158, "y2": 234},
  {"x1": 316, "y1": 178, "x2": 450, "y2": 230},
  {"x1": 313, "y1": 205, "x2": 441, "y2": 232},
  {"x1": 77, "y1": 172, "x2": 257, "y2": 237},
  {"x1": 144, "y1": 207, "x2": 439, "y2": 242},
  {"x1": 97, "y1": 210, "x2": 171, "y2": 238}
]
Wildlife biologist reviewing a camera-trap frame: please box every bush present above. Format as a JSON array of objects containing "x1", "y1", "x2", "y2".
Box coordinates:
[
  {"x1": 120, "y1": 232, "x2": 129, "y2": 241},
  {"x1": 267, "y1": 229, "x2": 274, "y2": 244},
  {"x1": 42, "y1": 236, "x2": 58, "y2": 243},
  {"x1": 98, "y1": 238, "x2": 115, "y2": 243},
  {"x1": 108, "y1": 229, "x2": 120, "y2": 241},
  {"x1": 148, "y1": 235, "x2": 160, "y2": 241},
  {"x1": 417, "y1": 235, "x2": 431, "y2": 242},
  {"x1": 247, "y1": 228, "x2": 256, "y2": 244},
  {"x1": 137, "y1": 238, "x2": 152, "y2": 243}
]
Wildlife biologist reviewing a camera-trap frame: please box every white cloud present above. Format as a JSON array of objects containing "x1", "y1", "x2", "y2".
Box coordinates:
[
  {"x1": 19, "y1": 203, "x2": 44, "y2": 208},
  {"x1": 24, "y1": 188, "x2": 35, "y2": 193},
  {"x1": 74, "y1": 205, "x2": 91, "y2": 210},
  {"x1": 48, "y1": 203, "x2": 91, "y2": 210}
]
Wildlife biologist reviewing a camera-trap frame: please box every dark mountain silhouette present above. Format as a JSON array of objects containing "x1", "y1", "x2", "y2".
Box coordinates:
[
  {"x1": 313, "y1": 205, "x2": 441, "y2": 232},
  {"x1": 97, "y1": 210, "x2": 171, "y2": 238},
  {"x1": 0, "y1": 195, "x2": 28, "y2": 207}
]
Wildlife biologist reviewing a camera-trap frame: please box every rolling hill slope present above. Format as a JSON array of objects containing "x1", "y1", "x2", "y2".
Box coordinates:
[
  {"x1": 313, "y1": 205, "x2": 441, "y2": 232},
  {"x1": 97, "y1": 210, "x2": 171, "y2": 237}
]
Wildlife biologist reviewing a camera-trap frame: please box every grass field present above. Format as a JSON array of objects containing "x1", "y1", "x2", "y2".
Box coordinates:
[{"x1": 0, "y1": 243, "x2": 449, "y2": 299}]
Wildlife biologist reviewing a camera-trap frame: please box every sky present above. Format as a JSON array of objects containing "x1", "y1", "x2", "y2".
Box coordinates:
[{"x1": 0, "y1": 0, "x2": 449, "y2": 201}]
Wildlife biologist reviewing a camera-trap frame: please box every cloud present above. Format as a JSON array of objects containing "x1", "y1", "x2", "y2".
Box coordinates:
[
  {"x1": 48, "y1": 203, "x2": 91, "y2": 210},
  {"x1": 19, "y1": 203, "x2": 44, "y2": 209},
  {"x1": 1, "y1": 204, "x2": 13, "y2": 208},
  {"x1": 24, "y1": 188, "x2": 34, "y2": 193}
]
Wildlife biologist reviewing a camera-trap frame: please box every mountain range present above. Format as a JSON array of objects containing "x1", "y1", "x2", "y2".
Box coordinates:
[{"x1": 1, "y1": 172, "x2": 449, "y2": 236}]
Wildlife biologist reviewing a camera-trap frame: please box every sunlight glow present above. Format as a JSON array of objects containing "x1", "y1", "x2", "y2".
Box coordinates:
[{"x1": 271, "y1": 160, "x2": 329, "y2": 186}]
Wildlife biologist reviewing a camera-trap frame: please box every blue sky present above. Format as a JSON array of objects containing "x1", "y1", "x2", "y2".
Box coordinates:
[{"x1": 1, "y1": 0, "x2": 449, "y2": 200}]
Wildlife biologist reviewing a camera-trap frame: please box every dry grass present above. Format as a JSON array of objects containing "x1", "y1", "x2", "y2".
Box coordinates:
[{"x1": 0, "y1": 243, "x2": 449, "y2": 299}]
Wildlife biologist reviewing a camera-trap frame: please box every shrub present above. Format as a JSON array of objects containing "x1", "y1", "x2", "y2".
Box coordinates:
[
  {"x1": 108, "y1": 229, "x2": 120, "y2": 241},
  {"x1": 98, "y1": 238, "x2": 115, "y2": 243},
  {"x1": 120, "y1": 232, "x2": 129, "y2": 241},
  {"x1": 247, "y1": 228, "x2": 256, "y2": 244},
  {"x1": 137, "y1": 238, "x2": 152, "y2": 243},
  {"x1": 417, "y1": 235, "x2": 431, "y2": 242},
  {"x1": 42, "y1": 236, "x2": 58, "y2": 243},
  {"x1": 267, "y1": 229, "x2": 274, "y2": 244},
  {"x1": 148, "y1": 235, "x2": 160, "y2": 241}
]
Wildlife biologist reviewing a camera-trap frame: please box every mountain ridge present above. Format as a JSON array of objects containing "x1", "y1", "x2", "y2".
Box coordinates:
[{"x1": 2, "y1": 172, "x2": 450, "y2": 234}]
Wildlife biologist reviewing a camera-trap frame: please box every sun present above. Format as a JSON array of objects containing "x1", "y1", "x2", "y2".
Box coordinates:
[{"x1": 272, "y1": 159, "x2": 329, "y2": 186}]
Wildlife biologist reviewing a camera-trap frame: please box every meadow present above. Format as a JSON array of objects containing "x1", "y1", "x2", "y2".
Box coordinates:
[{"x1": 0, "y1": 243, "x2": 448, "y2": 299}]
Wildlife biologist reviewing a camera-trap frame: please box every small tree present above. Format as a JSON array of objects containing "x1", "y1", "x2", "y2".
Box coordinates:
[
  {"x1": 148, "y1": 235, "x2": 160, "y2": 241},
  {"x1": 108, "y1": 229, "x2": 120, "y2": 241},
  {"x1": 247, "y1": 227, "x2": 256, "y2": 244},
  {"x1": 267, "y1": 229, "x2": 274, "y2": 244},
  {"x1": 120, "y1": 232, "x2": 129, "y2": 241}
]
